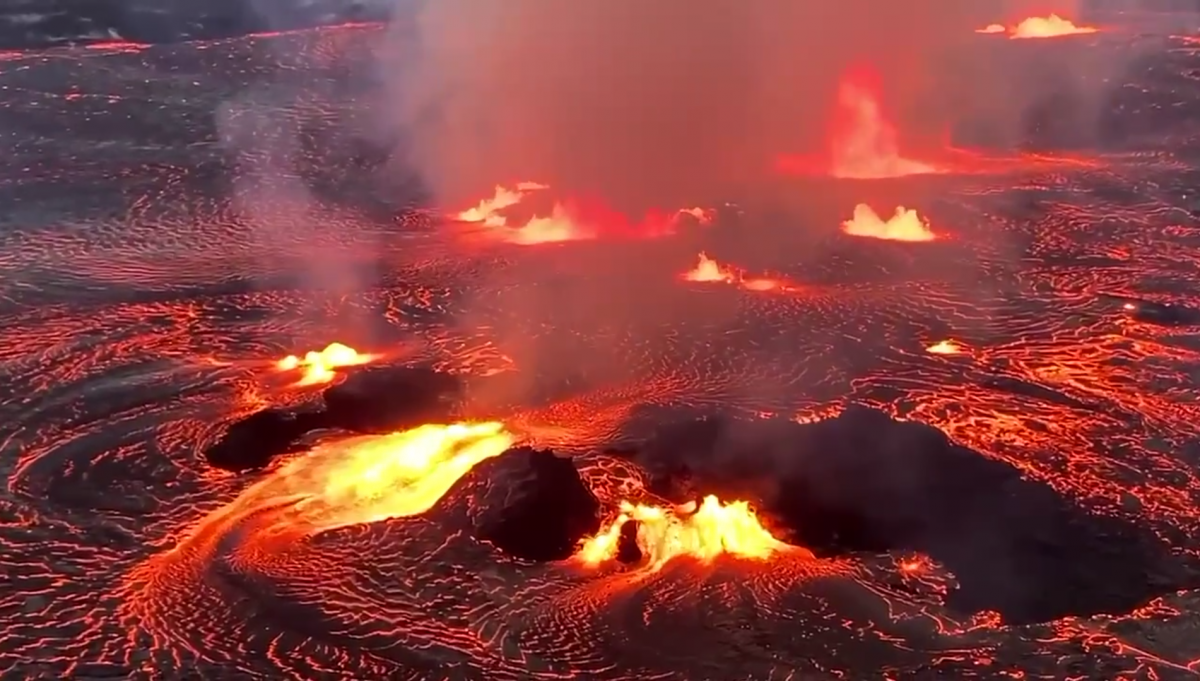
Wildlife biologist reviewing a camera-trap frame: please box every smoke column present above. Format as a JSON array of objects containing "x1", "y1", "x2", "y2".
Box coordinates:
[{"x1": 383, "y1": 0, "x2": 1087, "y2": 212}]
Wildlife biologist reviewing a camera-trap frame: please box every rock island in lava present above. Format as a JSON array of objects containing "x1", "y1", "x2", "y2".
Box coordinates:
[{"x1": 4, "y1": 6, "x2": 1200, "y2": 681}]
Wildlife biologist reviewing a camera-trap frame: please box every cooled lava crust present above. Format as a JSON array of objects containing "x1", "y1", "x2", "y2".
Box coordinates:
[{"x1": 5, "y1": 16, "x2": 1200, "y2": 681}]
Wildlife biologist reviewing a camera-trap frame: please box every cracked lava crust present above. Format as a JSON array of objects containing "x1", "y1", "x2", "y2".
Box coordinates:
[{"x1": 5, "y1": 15, "x2": 1200, "y2": 681}]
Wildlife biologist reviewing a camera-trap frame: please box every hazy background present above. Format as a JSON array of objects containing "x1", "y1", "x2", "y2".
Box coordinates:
[{"x1": 380, "y1": 0, "x2": 1095, "y2": 213}]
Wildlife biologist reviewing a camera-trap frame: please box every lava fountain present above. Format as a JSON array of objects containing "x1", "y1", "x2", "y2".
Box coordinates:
[
  {"x1": 841, "y1": 204, "x2": 937, "y2": 242},
  {"x1": 976, "y1": 14, "x2": 1099, "y2": 39},
  {"x1": 452, "y1": 182, "x2": 713, "y2": 245},
  {"x1": 577, "y1": 495, "x2": 803, "y2": 572},
  {"x1": 776, "y1": 67, "x2": 941, "y2": 179},
  {"x1": 276, "y1": 342, "x2": 376, "y2": 386},
  {"x1": 681, "y1": 253, "x2": 797, "y2": 293}
]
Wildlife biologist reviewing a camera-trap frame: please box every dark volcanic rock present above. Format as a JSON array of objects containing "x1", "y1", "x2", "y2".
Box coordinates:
[
  {"x1": 0, "y1": 0, "x2": 394, "y2": 50},
  {"x1": 203, "y1": 408, "x2": 328, "y2": 472},
  {"x1": 1126, "y1": 299, "x2": 1200, "y2": 326},
  {"x1": 636, "y1": 405, "x2": 1197, "y2": 625},
  {"x1": 476, "y1": 447, "x2": 602, "y2": 562},
  {"x1": 201, "y1": 365, "x2": 465, "y2": 473},
  {"x1": 321, "y1": 365, "x2": 465, "y2": 433}
]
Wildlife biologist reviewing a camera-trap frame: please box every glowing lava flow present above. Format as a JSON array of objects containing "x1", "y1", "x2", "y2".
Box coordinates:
[
  {"x1": 841, "y1": 204, "x2": 937, "y2": 242},
  {"x1": 192, "y1": 423, "x2": 513, "y2": 539},
  {"x1": 454, "y1": 182, "x2": 713, "y2": 245},
  {"x1": 682, "y1": 253, "x2": 795, "y2": 293},
  {"x1": 285, "y1": 422, "x2": 514, "y2": 532},
  {"x1": 276, "y1": 342, "x2": 375, "y2": 386},
  {"x1": 976, "y1": 15, "x2": 1098, "y2": 39},
  {"x1": 577, "y1": 495, "x2": 792, "y2": 572}
]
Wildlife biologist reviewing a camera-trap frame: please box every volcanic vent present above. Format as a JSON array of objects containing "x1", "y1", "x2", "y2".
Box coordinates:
[{"x1": 607, "y1": 406, "x2": 1194, "y2": 625}]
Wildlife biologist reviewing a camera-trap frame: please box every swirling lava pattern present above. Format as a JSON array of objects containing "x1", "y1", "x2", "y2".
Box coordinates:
[{"x1": 5, "y1": 19, "x2": 1200, "y2": 681}]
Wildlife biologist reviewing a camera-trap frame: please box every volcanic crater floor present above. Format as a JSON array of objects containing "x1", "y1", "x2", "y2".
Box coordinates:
[{"x1": 3, "y1": 17, "x2": 1200, "y2": 681}]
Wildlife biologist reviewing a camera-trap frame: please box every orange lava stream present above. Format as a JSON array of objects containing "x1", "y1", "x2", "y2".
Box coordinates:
[
  {"x1": 184, "y1": 422, "x2": 514, "y2": 542},
  {"x1": 453, "y1": 183, "x2": 713, "y2": 245},
  {"x1": 976, "y1": 14, "x2": 1099, "y2": 39},
  {"x1": 276, "y1": 342, "x2": 375, "y2": 386},
  {"x1": 841, "y1": 204, "x2": 937, "y2": 242},
  {"x1": 121, "y1": 422, "x2": 516, "y2": 667},
  {"x1": 577, "y1": 494, "x2": 795, "y2": 572},
  {"x1": 681, "y1": 253, "x2": 796, "y2": 293}
]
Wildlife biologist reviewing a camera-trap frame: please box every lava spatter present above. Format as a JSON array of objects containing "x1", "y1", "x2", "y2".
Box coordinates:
[
  {"x1": 977, "y1": 15, "x2": 1100, "y2": 40},
  {"x1": 841, "y1": 204, "x2": 937, "y2": 242},
  {"x1": 681, "y1": 253, "x2": 798, "y2": 293},
  {"x1": 925, "y1": 339, "x2": 965, "y2": 355},
  {"x1": 577, "y1": 494, "x2": 799, "y2": 571},
  {"x1": 453, "y1": 182, "x2": 714, "y2": 245},
  {"x1": 276, "y1": 342, "x2": 376, "y2": 386}
]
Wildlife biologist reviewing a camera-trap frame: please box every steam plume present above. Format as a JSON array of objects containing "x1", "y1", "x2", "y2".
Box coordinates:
[{"x1": 385, "y1": 0, "x2": 1089, "y2": 212}]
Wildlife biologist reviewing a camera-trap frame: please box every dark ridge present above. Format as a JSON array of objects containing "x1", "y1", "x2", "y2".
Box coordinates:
[
  {"x1": 1124, "y1": 299, "x2": 1200, "y2": 327},
  {"x1": 202, "y1": 364, "x2": 463, "y2": 472},
  {"x1": 0, "y1": 0, "x2": 394, "y2": 51},
  {"x1": 633, "y1": 406, "x2": 1197, "y2": 625},
  {"x1": 475, "y1": 447, "x2": 602, "y2": 563},
  {"x1": 322, "y1": 365, "x2": 465, "y2": 433},
  {"x1": 203, "y1": 407, "x2": 329, "y2": 472}
]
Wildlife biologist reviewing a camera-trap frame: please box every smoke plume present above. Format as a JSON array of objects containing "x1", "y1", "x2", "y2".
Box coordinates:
[{"x1": 385, "y1": 0, "x2": 1089, "y2": 212}]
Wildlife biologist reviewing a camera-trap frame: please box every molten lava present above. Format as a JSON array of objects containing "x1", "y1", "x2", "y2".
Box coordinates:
[
  {"x1": 776, "y1": 68, "x2": 940, "y2": 179},
  {"x1": 454, "y1": 183, "x2": 713, "y2": 245},
  {"x1": 683, "y1": 252, "x2": 735, "y2": 284},
  {"x1": 682, "y1": 253, "x2": 793, "y2": 293},
  {"x1": 276, "y1": 342, "x2": 375, "y2": 386},
  {"x1": 215, "y1": 422, "x2": 515, "y2": 536},
  {"x1": 831, "y1": 77, "x2": 939, "y2": 179},
  {"x1": 977, "y1": 15, "x2": 1098, "y2": 39},
  {"x1": 841, "y1": 204, "x2": 937, "y2": 242},
  {"x1": 926, "y1": 339, "x2": 964, "y2": 355},
  {"x1": 292, "y1": 422, "x2": 514, "y2": 531},
  {"x1": 579, "y1": 495, "x2": 787, "y2": 572}
]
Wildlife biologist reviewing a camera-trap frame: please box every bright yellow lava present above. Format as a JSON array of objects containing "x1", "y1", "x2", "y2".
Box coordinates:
[{"x1": 578, "y1": 494, "x2": 788, "y2": 572}]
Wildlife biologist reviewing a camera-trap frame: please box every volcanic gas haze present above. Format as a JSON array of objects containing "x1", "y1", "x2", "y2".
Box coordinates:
[{"x1": 384, "y1": 1, "x2": 1026, "y2": 213}]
